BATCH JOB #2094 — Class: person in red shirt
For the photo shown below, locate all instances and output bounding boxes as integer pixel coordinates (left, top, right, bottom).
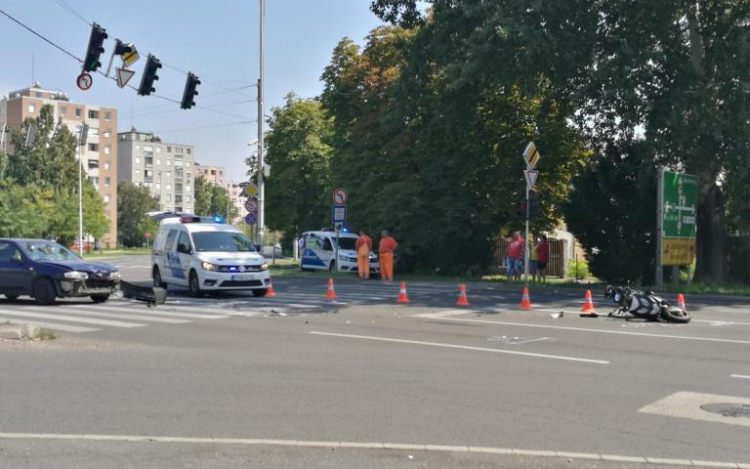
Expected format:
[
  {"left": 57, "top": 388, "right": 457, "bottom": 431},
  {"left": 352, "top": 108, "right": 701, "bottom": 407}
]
[
  {"left": 355, "top": 230, "right": 373, "bottom": 279},
  {"left": 378, "top": 230, "right": 398, "bottom": 281},
  {"left": 506, "top": 231, "right": 525, "bottom": 281},
  {"left": 535, "top": 235, "right": 549, "bottom": 282}
]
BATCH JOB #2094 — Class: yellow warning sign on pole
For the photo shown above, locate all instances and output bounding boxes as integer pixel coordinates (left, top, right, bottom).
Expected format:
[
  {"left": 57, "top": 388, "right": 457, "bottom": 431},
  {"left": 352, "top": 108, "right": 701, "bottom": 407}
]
[{"left": 523, "top": 141, "right": 540, "bottom": 169}]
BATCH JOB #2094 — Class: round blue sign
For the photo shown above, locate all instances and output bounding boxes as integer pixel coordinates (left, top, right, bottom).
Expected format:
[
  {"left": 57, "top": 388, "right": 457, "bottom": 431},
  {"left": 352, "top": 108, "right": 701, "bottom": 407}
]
[{"left": 245, "top": 213, "right": 257, "bottom": 225}]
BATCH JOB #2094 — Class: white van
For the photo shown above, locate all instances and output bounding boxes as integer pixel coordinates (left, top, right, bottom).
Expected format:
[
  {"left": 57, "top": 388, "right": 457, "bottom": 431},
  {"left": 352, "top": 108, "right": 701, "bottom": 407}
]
[
  {"left": 151, "top": 215, "right": 271, "bottom": 297},
  {"left": 300, "top": 230, "right": 379, "bottom": 274}
]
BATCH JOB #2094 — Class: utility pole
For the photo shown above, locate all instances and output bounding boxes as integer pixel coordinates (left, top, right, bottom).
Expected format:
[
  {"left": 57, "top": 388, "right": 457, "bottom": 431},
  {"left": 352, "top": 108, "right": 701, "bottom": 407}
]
[
  {"left": 77, "top": 124, "right": 88, "bottom": 258},
  {"left": 256, "top": 0, "right": 266, "bottom": 248},
  {"left": 524, "top": 183, "right": 530, "bottom": 284}
]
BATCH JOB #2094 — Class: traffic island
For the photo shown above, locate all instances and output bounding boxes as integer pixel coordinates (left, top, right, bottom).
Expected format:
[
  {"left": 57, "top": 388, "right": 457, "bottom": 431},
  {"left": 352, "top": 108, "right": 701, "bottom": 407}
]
[{"left": 0, "top": 323, "right": 57, "bottom": 341}]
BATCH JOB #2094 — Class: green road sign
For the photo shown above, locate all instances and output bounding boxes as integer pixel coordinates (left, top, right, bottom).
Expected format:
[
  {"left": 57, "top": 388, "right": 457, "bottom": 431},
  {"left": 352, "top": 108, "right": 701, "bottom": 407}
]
[{"left": 662, "top": 171, "right": 698, "bottom": 239}]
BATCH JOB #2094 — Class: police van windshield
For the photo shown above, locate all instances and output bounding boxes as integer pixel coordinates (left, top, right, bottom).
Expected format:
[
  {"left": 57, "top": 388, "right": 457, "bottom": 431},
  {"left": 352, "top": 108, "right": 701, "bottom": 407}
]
[
  {"left": 337, "top": 237, "right": 357, "bottom": 250},
  {"left": 192, "top": 232, "right": 257, "bottom": 253}
]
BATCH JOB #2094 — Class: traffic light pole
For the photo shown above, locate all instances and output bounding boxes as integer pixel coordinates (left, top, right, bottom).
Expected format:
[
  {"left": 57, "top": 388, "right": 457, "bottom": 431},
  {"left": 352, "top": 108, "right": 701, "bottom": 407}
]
[
  {"left": 524, "top": 184, "right": 530, "bottom": 284},
  {"left": 77, "top": 126, "right": 85, "bottom": 258},
  {"left": 256, "top": 0, "right": 266, "bottom": 248}
]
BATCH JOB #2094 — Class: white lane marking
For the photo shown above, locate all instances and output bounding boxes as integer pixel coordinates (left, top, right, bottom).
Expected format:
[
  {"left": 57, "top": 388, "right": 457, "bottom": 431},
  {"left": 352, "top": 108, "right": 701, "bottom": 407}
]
[
  {"left": 0, "top": 309, "right": 144, "bottom": 328},
  {"left": 423, "top": 315, "right": 750, "bottom": 346},
  {"left": 731, "top": 374, "right": 750, "bottom": 380},
  {"left": 48, "top": 307, "right": 186, "bottom": 324},
  {"left": 693, "top": 319, "right": 750, "bottom": 327},
  {"left": 0, "top": 432, "right": 745, "bottom": 468},
  {"left": 0, "top": 317, "right": 99, "bottom": 333},
  {"left": 640, "top": 392, "right": 750, "bottom": 428},
  {"left": 309, "top": 331, "right": 609, "bottom": 365},
  {"left": 91, "top": 304, "right": 230, "bottom": 319}
]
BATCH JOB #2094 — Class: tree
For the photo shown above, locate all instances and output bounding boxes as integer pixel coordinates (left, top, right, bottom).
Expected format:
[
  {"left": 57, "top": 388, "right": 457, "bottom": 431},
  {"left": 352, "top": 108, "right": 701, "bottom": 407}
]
[
  {"left": 117, "top": 182, "right": 159, "bottom": 248},
  {"left": 0, "top": 104, "right": 109, "bottom": 245},
  {"left": 370, "top": 0, "right": 750, "bottom": 283},
  {"left": 261, "top": 94, "right": 333, "bottom": 242},
  {"left": 321, "top": 25, "right": 585, "bottom": 274},
  {"left": 193, "top": 176, "right": 240, "bottom": 221}
]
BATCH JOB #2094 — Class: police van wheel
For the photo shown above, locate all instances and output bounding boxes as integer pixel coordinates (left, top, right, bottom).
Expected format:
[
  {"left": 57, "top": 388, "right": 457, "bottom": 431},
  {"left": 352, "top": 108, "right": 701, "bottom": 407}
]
[
  {"left": 153, "top": 267, "right": 166, "bottom": 288},
  {"left": 189, "top": 271, "right": 203, "bottom": 298},
  {"left": 252, "top": 288, "right": 268, "bottom": 297}
]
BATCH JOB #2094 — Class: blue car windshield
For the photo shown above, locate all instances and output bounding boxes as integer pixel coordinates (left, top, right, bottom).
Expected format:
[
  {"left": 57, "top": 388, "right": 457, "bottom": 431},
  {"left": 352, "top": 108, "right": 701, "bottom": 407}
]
[
  {"left": 24, "top": 242, "right": 80, "bottom": 261},
  {"left": 192, "top": 232, "right": 257, "bottom": 252}
]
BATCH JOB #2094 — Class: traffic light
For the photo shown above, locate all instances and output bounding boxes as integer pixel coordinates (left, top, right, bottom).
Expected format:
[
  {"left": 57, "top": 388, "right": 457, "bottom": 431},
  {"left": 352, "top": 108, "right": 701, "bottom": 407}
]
[
  {"left": 83, "top": 23, "right": 108, "bottom": 72},
  {"left": 529, "top": 190, "right": 540, "bottom": 219},
  {"left": 180, "top": 72, "right": 201, "bottom": 109},
  {"left": 138, "top": 55, "right": 162, "bottom": 96},
  {"left": 515, "top": 201, "right": 527, "bottom": 219}
]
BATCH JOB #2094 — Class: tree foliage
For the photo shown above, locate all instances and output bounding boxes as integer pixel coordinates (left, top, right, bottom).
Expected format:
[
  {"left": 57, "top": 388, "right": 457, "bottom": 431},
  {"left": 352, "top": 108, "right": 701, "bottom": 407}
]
[
  {"left": 117, "top": 181, "right": 159, "bottom": 248},
  {"left": 193, "top": 176, "right": 239, "bottom": 221},
  {"left": 264, "top": 94, "right": 333, "bottom": 241},
  {"left": 0, "top": 105, "right": 108, "bottom": 245},
  {"left": 369, "top": 0, "right": 750, "bottom": 283}
]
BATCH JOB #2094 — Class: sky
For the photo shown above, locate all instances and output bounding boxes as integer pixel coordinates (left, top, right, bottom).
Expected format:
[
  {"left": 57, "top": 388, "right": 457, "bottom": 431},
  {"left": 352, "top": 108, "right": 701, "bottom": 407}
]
[{"left": 0, "top": 0, "right": 386, "bottom": 181}]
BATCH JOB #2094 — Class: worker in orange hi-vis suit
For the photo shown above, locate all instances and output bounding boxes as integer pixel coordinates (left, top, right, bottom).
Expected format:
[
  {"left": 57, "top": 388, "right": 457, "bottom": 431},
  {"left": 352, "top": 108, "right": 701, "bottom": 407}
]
[
  {"left": 355, "top": 230, "right": 373, "bottom": 279},
  {"left": 378, "top": 230, "right": 398, "bottom": 282}
]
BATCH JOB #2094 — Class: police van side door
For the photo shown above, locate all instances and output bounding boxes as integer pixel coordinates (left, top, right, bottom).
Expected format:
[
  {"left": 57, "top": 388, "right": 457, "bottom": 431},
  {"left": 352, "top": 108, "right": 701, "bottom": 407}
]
[
  {"left": 161, "top": 229, "right": 181, "bottom": 284},
  {"left": 174, "top": 231, "right": 193, "bottom": 286}
]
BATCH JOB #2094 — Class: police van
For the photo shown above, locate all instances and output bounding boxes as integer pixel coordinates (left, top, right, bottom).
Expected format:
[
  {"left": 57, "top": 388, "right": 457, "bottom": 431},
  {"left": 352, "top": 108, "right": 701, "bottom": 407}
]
[
  {"left": 151, "top": 214, "right": 271, "bottom": 297},
  {"left": 300, "top": 230, "right": 379, "bottom": 274}
]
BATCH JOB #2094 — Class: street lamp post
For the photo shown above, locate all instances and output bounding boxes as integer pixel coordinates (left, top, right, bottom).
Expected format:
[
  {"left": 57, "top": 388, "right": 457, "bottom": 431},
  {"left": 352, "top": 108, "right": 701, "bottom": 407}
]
[{"left": 256, "top": 0, "right": 266, "bottom": 248}]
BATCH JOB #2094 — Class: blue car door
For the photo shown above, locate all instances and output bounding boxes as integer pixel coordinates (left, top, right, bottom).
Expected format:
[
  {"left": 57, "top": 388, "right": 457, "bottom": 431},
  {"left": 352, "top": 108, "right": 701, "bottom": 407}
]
[{"left": 0, "top": 241, "right": 33, "bottom": 294}]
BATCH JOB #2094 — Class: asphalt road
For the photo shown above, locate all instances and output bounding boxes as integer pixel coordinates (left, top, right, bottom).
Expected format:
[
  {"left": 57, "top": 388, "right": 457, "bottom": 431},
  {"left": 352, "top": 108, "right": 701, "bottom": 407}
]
[{"left": 1, "top": 255, "right": 749, "bottom": 468}]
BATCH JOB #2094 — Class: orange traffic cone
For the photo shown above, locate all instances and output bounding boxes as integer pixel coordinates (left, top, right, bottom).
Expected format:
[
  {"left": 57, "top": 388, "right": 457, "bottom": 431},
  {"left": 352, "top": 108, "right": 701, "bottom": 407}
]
[
  {"left": 397, "top": 281, "right": 410, "bottom": 304},
  {"left": 519, "top": 286, "right": 532, "bottom": 311},
  {"left": 580, "top": 290, "right": 598, "bottom": 317},
  {"left": 677, "top": 293, "right": 686, "bottom": 310},
  {"left": 325, "top": 278, "right": 337, "bottom": 300},
  {"left": 456, "top": 284, "right": 470, "bottom": 306},
  {"left": 266, "top": 281, "right": 277, "bottom": 298}
]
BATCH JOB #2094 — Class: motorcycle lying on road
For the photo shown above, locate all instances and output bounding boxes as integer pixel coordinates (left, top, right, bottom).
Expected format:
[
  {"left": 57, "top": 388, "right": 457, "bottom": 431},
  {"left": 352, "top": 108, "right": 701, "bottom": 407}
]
[{"left": 604, "top": 285, "right": 691, "bottom": 324}]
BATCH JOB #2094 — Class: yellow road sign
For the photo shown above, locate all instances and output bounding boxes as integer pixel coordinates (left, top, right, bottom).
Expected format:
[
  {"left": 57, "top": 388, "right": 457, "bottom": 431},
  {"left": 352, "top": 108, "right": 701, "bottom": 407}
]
[
  {"left": 523, "top": 141, "right": 540, "bottom": 169},
  {"left": 244, "top": 183, "right": 259, "bottom": 197},
  {"left": 122, "top": 50, "right": 140, "bottom": 67},
  {"left": 661, "top": 238, "right": 696, "bottom": 266}
]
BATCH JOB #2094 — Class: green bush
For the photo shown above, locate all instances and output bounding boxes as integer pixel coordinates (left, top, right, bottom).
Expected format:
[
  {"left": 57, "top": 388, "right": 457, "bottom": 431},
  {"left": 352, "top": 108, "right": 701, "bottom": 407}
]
[{"left": 567, "top": 258, "right": 590, "bottom": 279}]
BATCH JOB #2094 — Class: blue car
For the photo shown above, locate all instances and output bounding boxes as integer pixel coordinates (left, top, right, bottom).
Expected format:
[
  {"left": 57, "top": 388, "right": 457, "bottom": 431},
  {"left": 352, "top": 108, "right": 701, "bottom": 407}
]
[{"left": 0, "top": 238, "right": 121, "bottom": 305}]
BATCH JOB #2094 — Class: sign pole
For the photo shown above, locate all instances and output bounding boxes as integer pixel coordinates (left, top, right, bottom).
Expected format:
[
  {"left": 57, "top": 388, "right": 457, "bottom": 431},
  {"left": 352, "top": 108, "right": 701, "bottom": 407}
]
[
  {"left": 524, "top": 183, "right": 530, "bottom": 284},
  {"left": 655, "top": 167, "right": 664, "bottom": 288},
  {"left": 77, "top": 126, "right": 85, "bottom": 258}
]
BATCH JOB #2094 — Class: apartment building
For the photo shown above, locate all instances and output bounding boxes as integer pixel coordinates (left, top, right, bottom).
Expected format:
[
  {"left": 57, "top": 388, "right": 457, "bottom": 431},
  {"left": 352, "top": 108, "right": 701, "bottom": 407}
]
[
  {"left": 195, "top": 164, "right": 226, "bottom": 187},
  {"left": 0, "top": 83, "right": 118, "bottom": 247},
  {"left": 117, "top": 129, "right": 195, "bottom": 214}
]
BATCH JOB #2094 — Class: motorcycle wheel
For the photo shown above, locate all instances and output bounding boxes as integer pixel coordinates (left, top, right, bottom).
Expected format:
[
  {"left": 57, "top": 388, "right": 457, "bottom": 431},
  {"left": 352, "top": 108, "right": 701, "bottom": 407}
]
[{"left": 661, "top": 307, "right": 691, "bottom": 324}]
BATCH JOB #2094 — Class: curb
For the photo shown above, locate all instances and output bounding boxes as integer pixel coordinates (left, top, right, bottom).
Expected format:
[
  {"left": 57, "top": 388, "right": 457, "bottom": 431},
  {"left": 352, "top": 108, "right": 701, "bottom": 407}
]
[{"left": 0, "top": 433, "right": 745, "bottom": 468}]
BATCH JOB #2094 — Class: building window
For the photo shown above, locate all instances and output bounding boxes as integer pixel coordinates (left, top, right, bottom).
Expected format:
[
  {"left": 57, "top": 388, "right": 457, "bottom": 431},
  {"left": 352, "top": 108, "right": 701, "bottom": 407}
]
[
  {"left": 210, "top": 170, "right": 216, "bottom": 176},
  {"left": 166, "top": 194, "right": 172, "bottom": 202},
  {"left": 103, "top": 194, "right": 110, "bottom": 203},
  {"left": 104, "top": 177, "right": 111, "bottom": 187},
  {"left": 175, "top": 168, "right": 184, "bottom": 179},
  {"left": 135, "top": 157, "right": 141, "bottom": 164},
  {"left": 156, "top": 147, "right": 162, "bottom": 153},
  {"left": 145, "top": 146, "right": 153, "bottom": 152},
  {"left": 145, "top": 170, "right": 154, "bottom": 181},
  {"left": 186, "top": 172, "right": 192, "bottom": 180},
  {"left": 176, "top": 147, "right": 184, "bottom": 154},
  {"left": 166, "top": 184, "right": 171, "bottom": 190},
  {"left": 75, "top": 108, "right": 81, "bottom": 117},
  {"left": 166, "top": 159, "right": 172, "bottom": 166},
  {"left": 145, "top": 156, "right": 153, "bottom": 166},
  {"left": 185, "top": 161, "right": 191, "bottom": 167},
  {"left": 104, "top": 112, "right": 111, "bottom": 121},
  {"left": 187, "top": 148, "right": 192, "bottom": 155},
  {"left": 90, "top": 128, "right": 99, "bottom": 136},
  {"left": 156, "top": 158, "right": 161, "bottom": 166},
  {"left": 88, "top": 110, "right": 99, "bottom": 119},
  {"left": 60, "top": 107, "right": 67, "bottom": 116},
  {"left": 167, "top": 146, "right": 172, "bottom": 153},
  {"left": 155, "top": 184, "right": 161, "bottom": 190},
  {"left": 186, "top": 184, "right": 191, "bottom": 192},
  {"left": 88, "top": 143, "right": 99, "bottom": 152},
  {"left": 35, "top": 92, "right": 42, "bottom": 98},
  {"left": 135, "top": 169, "right": 141, "bottom": 176},
  {"left": 165, "top": 171, "right": 172, "bottom": 178},
  {"left": 174, "top": 160, "right": 183, "bottom": 167},
  {"left": 104, "top": 161, "right": 111, "bottom": 170},
  {"left": 104, "top": 145, "right": 111, "bottom": 155},
  {"left": 175, "top": 183, "right": 183, "bottom": 192},
  {"left": 135, "top": 145, "right": 141, "bottom": 151},
  {"left": 186, "top": 196, "right": 191, "bottom": 203},
  {"left": 103, "top": 130, "right": 111, "bottom": 138},
  {"left": 89, "top": 176, "right": 99, "bottom": 185},
  {"left": 28, "top": 103, "right": 36, "bottom": 113},
  {"left": 156, "top": 171, "right": 162, "bottom": 179},
  {"left": 88, "top": 159, "right": 99, "bottom": 169}
]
